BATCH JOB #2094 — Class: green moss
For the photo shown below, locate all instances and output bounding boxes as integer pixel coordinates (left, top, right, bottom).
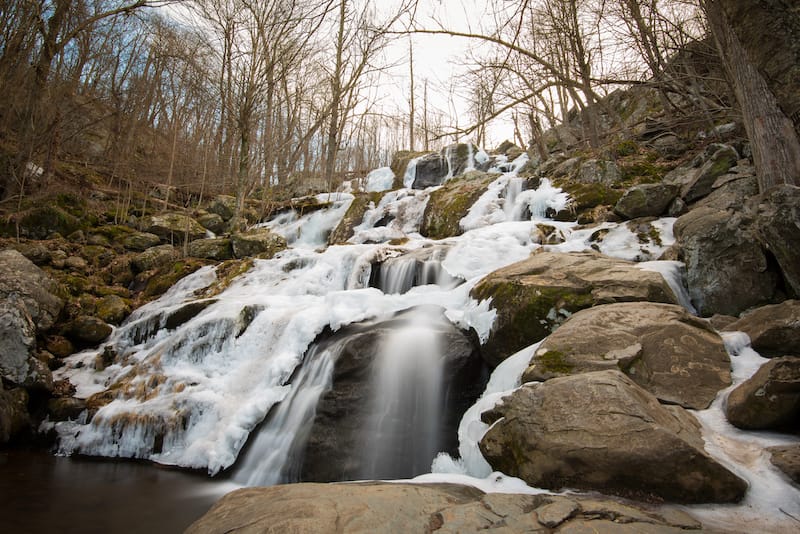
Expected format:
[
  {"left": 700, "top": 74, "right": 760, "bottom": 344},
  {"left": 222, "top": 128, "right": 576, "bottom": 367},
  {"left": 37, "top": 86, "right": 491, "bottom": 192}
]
[
  {"left": 613, "top": 140, "right": 639, "bottom": 158},
  {"left": 559, "top": 182, "right": 624, "bottom": 210},
  {"left": 537, "top": 350, "right": 574, "bottom": 374},
  {"left": 201, "top": 258, "right": 254, "bottom": 298},
  {"left": 420, "top": 174, "right": 496, "bottom": 239},
  {"left": 328, "top": 192, "right": 384, "bottom": 245},
  {"left": 144, "top": 259, "right": 205, "bottom": 298},
  {"left": 618, "top": 161, "right": 667, "bottom": 186}
]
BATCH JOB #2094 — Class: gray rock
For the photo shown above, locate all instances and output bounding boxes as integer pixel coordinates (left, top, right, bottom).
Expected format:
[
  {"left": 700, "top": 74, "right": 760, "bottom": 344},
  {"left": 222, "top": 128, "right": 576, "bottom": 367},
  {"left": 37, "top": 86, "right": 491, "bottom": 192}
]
[
  {"left": 185, "top": 482, "right": 705, "bottom": 534},
  {"left": 752, "top": 185, "right": 800, "bottom": 297},
  {"left": 680, "top": 144, "right": 739, "bottom": 202},
  {"left": 131, "top": 244, "right": 177, "bottom": 273},
  {"left": 96, "top": 295, "right": 130, "bottom": 326},
  {"left": 725, "top": 356, "right": 800, "bottom": 431},
  {"left": 674, "top": 207, "right": 777, "bottom": 316},
  {"left": 471, "top": 251, "right": 678, "bottom": 365},
  {"left": 614, "top": 183, "right": 680, "bottom": 219},
  {"left": 69, "top": 315, "right": 112, "bottom": 345},
  {"left": 767, "top": 444, "right": 800, "bottom": 484},
  {"left": 523, "top": 302, "right": 731, "bottom": 409},
  {"left": 231, "top": 229, "right": 287, "bottom": 258},
  {"left": 411, "top": 151, "right": 449, "bottom": 188},
  {"left": 187, "top": 238, "right": 233, "bottom": 261},
  {"left": 142, "top": 212, "right": 207, "bottom": 244},
  {"left": 0, "top": 296, "right": 37, "bottom": 385},
  {"left": 197, "top": 212, "right": 227, "bottom": 234},
  {"left": 0, "top": 384, "right": 29, "bottom": 443},
  {"left": 208, "top": 195, "right": 237, "bottom": 221},
  {"left": 122, "top": 231, "right": 162, "bottom": 252},
  {"left": 0, "top": 249, "right": 64, "bottom": 331},
  {"left": 695, "top": 174, "right": 759, "bottom": 212},
  {"left": 479, "top": 370, "right": 747, "bottom": 503},
  {"left": 725, "top": 300, "right": 800, "bottom": 356}
]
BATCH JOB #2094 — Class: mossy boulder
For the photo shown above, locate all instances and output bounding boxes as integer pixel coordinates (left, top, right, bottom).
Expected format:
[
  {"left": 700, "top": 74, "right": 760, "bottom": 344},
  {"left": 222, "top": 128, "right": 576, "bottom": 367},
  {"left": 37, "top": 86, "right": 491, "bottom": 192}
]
[
  {"left": 208, "top": 195, "right": 237, "bottom": 221},
  {"left": 471, "top": 251, "right": 678, "bottom": 365},
  {"left": 420, "top": 171, "right": 497, "bottom": 240},
  {"left": 187, "top": 237, "right": 233, "bottom": 261},
  {"left": 143, "top": 259, "right": 207, "bottom": 298},
  {"left": 389, "top": 150, "right": 428, "bottom": 189},
  {"left": 121, "top": 231, "right": 162, "bottom": 252},
  {"left": 328, "top": 192, "right": 384, "bottom": 245},
  {"left": 142, "top": 212, "right": 207, "bottom": 244},
  {"left": 614, "top": 183, "right": 680, "bottom": 219},
  {"left": 96, "top": 294, "right": 130, "bottom": 325},
  {"left": 131, "top": 245, "right": 178, "bottom": 273},
  {"left": 69, "top": 315, "right": 112, "bottom": 345},
  {"left": 196, "top": 212, "right": 227, "bottom": 234},
  {"left": 9, "top": 206, "right": 82, "bottom": 240},
  {"left": 679, "top": 144, "right": 739, "bottom": 202},
  {"left": 231, "top": 229, "right": 287, "bottom": 259},
  {"left": 522, "top": 302, "right": 731, "bottom": 409}
]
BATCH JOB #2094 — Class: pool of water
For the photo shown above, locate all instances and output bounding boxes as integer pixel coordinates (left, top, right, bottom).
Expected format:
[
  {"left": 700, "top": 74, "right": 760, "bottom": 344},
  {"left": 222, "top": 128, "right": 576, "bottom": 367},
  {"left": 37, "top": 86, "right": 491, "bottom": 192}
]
[{"left": 0, "top": 449, "right": 235, "bottom": 534}]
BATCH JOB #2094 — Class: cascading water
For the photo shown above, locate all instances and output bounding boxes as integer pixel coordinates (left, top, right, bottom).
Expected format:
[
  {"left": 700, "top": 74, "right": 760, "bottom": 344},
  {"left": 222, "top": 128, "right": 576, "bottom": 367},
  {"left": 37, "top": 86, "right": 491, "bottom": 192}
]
[
  {"left": 359, "top": 307, "right": 445, "bottom": 479},
  {"left": 502, "top": 177, "right": 526, "bottom": 220}
]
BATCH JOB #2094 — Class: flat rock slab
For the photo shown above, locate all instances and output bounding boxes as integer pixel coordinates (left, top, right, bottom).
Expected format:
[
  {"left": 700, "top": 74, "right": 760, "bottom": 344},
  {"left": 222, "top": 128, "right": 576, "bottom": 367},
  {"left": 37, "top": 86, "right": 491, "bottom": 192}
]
[
  {"left": 522, "top": 302, "right": 731, "bottom": 409},
  {"left": 186, "top": 482, "right": 704, "bottom": 534},
  {"left": 479, "top": 370, "right": 747, "bottom": 503},
  {"left": 471, "top": 251, "right": 678, "bottom": 366}
]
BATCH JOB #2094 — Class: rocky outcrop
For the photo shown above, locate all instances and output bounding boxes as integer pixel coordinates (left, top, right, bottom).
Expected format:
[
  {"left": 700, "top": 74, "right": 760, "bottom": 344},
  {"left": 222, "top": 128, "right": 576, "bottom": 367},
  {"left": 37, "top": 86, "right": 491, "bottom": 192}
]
[
  {"left": 230, "top": 229, "right": 287, "bottom": 258},
  {"left": 522, "top": 303, "right": 731, "bottom": 409},
  {"left": 299, "top": 307, "right": 486, "bottom": 481},
  {"left": 471, "top": 251, "right": 678, "bottom": 365},
  {"left": 479, "top": 370, "right": 748, "bottom": 503},
  {"left": 674, "top": 144, "right": 739, "bottom": 203},
  {"left": 725, "top": 356, "right": 800, "bottom": 431},
  {"left": 674, "top": 206, "right": 777, "bottom": 316},
  {"left": 614, "top": 183, "right": 679, "bottom": 219},
  {"left": 411, "top": 152, "right": 449, "bottom": 188},
  {"left": 0, "top": 249, "right": 63, "bottom": 331},
  {"left": 768, "top": 444, "right": 800, "bottom": 484},
  {"left": 724, "top": 300, "right": 800, "bottom": 356},
  {"left": 186, "top": 482, "right": 703, "bottom": 534},
  {"left": 419, "top": 171, "right": 497, "bottom": 239},
  {"left": 752, "top": 185, "right": 800, "bottom": 297},
  {"left": 142, "top": 212, "right": 207, "bottom": 244}
]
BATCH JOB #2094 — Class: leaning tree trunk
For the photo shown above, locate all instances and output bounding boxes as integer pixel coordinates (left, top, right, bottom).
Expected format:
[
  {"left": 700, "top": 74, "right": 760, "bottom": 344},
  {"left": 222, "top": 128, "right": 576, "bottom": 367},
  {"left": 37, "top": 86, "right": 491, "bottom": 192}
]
[{"left": 704, "top": 0, "right": 800, "bottom": 192}]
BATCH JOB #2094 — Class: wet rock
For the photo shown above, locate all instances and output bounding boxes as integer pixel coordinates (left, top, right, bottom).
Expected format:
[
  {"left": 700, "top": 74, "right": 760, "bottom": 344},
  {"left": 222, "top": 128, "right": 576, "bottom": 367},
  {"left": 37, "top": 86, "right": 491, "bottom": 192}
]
[
  {"left": 45, "top": 335, "right": 75, "bottom": 358},
  {"left": 0, "top": 384, "right": 29, "bottom": 443},
  {"left": 142, "top": 212, "right": 207, "bottom": 244},
  {"left": 329, "top": 192, "right": 384, "bottom": 245},
  {"left": 614, "top": 183, "right": 680, "bottom": 219},
  {"left": 725, "top": 300, "right": 800, "bottom": 356},
  {"left": 479, "top": 370, "right": 747, "bottom": 503},
  {"left": 0, "top": 249, "right": 64, "bottom": 330},
  {"left": 69, "top": 315, "right": 112, "bottom": 345},
  {"left": 186, "top": 482, "right": 704, "bottom": 534},
  {"left": 411, "top": 151, "right": 449, "bottom": 188},
  {"left": 523, "top": 302, "right": 731, "bottom": 409},
  {"left": 420, "top": 171, "right": 497, "bottom": 239},
  {"left": 187, "top": 238, "right": 233, "bottom": 261},
  {"left": 767, "top": 444, "right": 800, "bottom": 484},
  {"left": 231, "top": 229, "right": 287, "bottom": 258},
  {"left": 725, "top": 356, "right": 800, "bottom": 431},
  {"left": 47, "top": 397, "right": 87, "bottom": 422},
  {"left": 674, "top": 207, "right": 777, "bottom": 316},
  {"left": 471, "top": 251, "right": 678, "bottom": 366}
]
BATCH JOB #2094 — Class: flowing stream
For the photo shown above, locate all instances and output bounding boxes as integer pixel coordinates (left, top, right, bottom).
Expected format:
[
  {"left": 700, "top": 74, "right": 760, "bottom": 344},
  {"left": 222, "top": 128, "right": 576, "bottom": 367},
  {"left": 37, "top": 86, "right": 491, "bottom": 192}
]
[{"left": 42, "top": 153, "right": 800, "bottom": 532}]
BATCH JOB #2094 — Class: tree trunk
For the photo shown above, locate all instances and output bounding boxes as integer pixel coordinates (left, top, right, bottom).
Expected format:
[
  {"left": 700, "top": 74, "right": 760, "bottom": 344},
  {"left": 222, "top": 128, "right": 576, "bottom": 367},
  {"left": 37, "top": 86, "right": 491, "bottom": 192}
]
[{"left": 705, "top": 0, "right": 800, "bottom": 191}]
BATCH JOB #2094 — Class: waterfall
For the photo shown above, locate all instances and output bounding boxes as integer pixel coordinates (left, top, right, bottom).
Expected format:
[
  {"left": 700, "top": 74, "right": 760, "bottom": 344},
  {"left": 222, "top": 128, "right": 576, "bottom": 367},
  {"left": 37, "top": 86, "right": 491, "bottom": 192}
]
[
  {"left": 359, "top": 308, "right": 445, "bottom": 479},
  {"left": 378, "top": 257, "right": 417, "bottom": 294},
  {"left": 502, "top": 177, "right": 526, "bottom": 220}
]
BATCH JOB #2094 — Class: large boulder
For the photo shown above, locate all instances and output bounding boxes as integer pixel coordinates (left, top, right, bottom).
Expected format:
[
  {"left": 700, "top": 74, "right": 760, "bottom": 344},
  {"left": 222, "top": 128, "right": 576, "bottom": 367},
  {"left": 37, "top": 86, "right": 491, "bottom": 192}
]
[
  {"left": 208, "top": 195, "right": 237, "bottom": 221},
  {"left": 231, "top": 229, "right": 287, "bottom": 258},
  {"left": 121, "top": 231, "right": 162, "bottom": 252},
  {"left": 725, "top": 356, "right": 800, "bottom": 431},
  {"left": 767, "top": 444, "right": 800, "bottom": 485},
  {"left": 410, "top": 152, "right": 449, "bottom": 188},
  {"left": 95, "top": 295, "right": 130, "bottom": 326},
  {"left": 0, "top": 296, "right": 37, "bottom": 385},
  {"left": 299, "top": 307, "right": 486, "bottom": 482},
  {"left": 69, "top": 315, "right": 113, "bottom": 345},
  {"left": 614, "top": 183, "right": 680, "bottom": 219},
  {"left": 328, "top": 192, "right": 383, "bottom": 245},
  {"left": 196, "top": 212, "right": 227, "bottom": 235},
  {"left": 0, "top": 248, "right": 63, "bottom": 331},
  {"left": 674, "top": 207, "right": 777, "bottom": 316},
  {"left": 479, "top": 370, "right": 748, "bottom": 503},
  {"left": 522, "top": 303, "right": 731, "bottom": 409},
  {"left": 724, "top": 300, "right": 800, "bottom": 356},
  {"left": 10, "top": 206, "right": 81, "bottom": 239},
  {"left": 187, "top": 238, "right": 233, "bottom": 261},
  {"left": 130, "top": 244, "right": 178, "bottom": 273},
  {"left": 752, "top": 185, "right": 800, "bottom": 297},
  {"left": 471, "top": 251, "right": 678, "bottom": 366},
  {"left": 419, "top": 171, "right": 497, "bottom": 239},
  {"left": 142, "top": 212, "right": 207, "bottom": 244},
  {"left": 668, "top": 144, "right": 738, "bottom": 203},
  {"left": 186, "top": 482, "right": 703, "bottom": 534}
]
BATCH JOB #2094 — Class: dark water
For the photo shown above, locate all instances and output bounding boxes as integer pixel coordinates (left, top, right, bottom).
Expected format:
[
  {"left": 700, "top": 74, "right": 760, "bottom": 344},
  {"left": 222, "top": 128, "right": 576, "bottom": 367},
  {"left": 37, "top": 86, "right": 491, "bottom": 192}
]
[{"left": 0, "top": 450, "right": 236, "bottom": 534}]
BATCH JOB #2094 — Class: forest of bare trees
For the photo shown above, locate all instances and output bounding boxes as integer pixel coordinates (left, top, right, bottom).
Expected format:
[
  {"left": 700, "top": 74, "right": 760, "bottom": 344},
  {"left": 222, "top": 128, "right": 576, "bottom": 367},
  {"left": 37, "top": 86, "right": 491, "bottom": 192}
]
[{"left": 0, "top": 0, "right": 796, "bottom": 214}]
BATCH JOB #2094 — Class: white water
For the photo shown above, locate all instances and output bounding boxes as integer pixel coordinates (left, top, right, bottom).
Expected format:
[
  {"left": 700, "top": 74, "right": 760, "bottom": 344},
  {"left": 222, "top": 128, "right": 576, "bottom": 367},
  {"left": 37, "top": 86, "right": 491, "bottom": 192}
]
[{"left": 48, "top": 144, "right": 798, "bottom": 531}]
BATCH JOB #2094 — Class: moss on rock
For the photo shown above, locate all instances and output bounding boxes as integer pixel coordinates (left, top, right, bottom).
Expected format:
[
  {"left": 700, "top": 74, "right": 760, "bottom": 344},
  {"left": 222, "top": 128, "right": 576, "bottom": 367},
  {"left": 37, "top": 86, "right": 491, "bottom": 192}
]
[{"left": 420, "top": 172, "right": 497, "bottom": 240}]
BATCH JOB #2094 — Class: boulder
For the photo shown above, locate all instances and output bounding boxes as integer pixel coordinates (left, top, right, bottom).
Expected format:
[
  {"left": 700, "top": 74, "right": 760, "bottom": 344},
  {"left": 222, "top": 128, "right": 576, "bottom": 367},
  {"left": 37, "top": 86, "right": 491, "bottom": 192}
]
[
  {"left": 767, "top": 444, "right": 800, "bottom": 484},
  {"left": 523, "top": 303, "right": 731, "bottom": 409},
  {"left": 328, "top": 192, "right": 383, "bottom": 245},
  {"left": 479, "top": 370, "right": 748, "bottom": 503},
  {"left": 12, "top": 206, "right": 81, "bottom": 239},
  {"left": 46, "top": 397, "right": 87, "bottom": 422},
  {"left": 389, "top": 150, "right": 428, "bottom": 189},
  {"left": 96, "top": 295, "right": 130, "bottom": 325},
  {"left": 471, "top": 251, "right": 678, "bottom": 366},
  {"left": 196, "top": 212, "right": 227, "bottom": 235},
  {"left": 0, "top": 384, "right": 29, "bottom": 443},
  {"left": 69, "top": 315, "right": 112, "bottom": 345},
  {"left": 121, "top": 231, "right": 162, "bottom": 252},
  {"left": 725, "top": 356, "right": 800, "bottom": 431},
  {"left": 419, "top": 171, "right": 497, "bottom": 239},
  {"left": 695, "top": 174, "right": 759, "bottom": 212},
  {"left": 299, "top": 307, "right": 486, "bottom": 482},
  {"left": 142, "top": 212, "right": 207, "bottom": 244},
  {"left": 186, "top": 482, "right": 703, "bottom": 534},
  {"left": 752, "top": 185, "right": 800, "bottom": 297},
  {"left": 11, "top": 242, "right": 51, "bottom": 265},
  {"left": 131, "top": 244, "right": 178, "bottom": 273},
  {"left": 677, "top": 144, "right": 739, "bottom": 202},
  {"left": 614, "top": 183, "right": 680, "bottom": 219},
  {"left": 0, "top": 296, "right": 37, "bottom": 385},
  {"left": 231, "top": 229, "right": 287, "bottom": 258},
  {"left": 411, "top": 152, "right": 449, "bottom": 188},
  {"left": 674, "top": 207, "right": 777, "bottom": 316},
  {"left": 208, "top": 195, "right": 237, "bottom": 221},
  {"left": 724, "top": 300, "right": 800, "bottom": 356},
  {"left": 0, "top": 248, "right": 64, "bottom": 330},
  {"left": 187, "top": 238, "right": 233, "bottom": 261},
  {"left": 441, "top": 142, "right": 491, "bottom": 177}
]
